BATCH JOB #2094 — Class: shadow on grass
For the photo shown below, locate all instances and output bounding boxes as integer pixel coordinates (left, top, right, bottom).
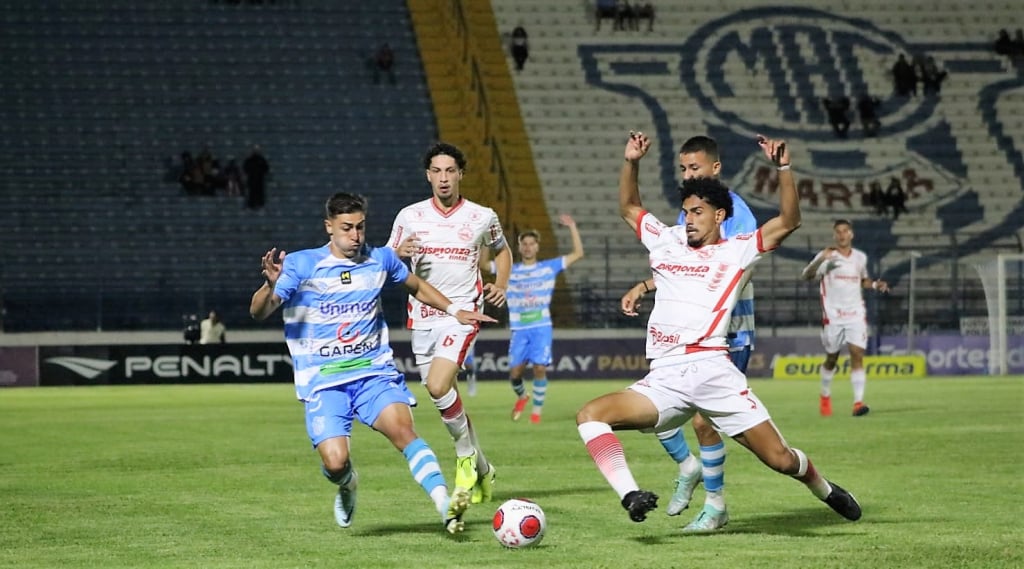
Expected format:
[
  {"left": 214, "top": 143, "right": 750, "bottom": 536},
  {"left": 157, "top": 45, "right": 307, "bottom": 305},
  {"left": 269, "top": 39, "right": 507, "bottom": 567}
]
[{"left": 631, "top": 506, "right": 875, "bottom": 543}]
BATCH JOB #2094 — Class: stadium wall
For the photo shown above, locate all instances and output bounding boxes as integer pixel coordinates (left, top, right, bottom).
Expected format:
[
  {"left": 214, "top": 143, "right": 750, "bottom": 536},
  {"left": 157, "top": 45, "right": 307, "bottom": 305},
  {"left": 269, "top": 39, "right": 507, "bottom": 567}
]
[{"left": 1, "top": 330, "right": 1019, "bottom": 387}]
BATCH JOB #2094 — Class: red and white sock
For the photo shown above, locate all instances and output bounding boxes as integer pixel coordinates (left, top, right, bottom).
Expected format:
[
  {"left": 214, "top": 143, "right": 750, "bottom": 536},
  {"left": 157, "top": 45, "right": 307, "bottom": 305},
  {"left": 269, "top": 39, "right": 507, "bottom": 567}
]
[{"left": 578, "top": 421, "right": 639, "bottom": 499}]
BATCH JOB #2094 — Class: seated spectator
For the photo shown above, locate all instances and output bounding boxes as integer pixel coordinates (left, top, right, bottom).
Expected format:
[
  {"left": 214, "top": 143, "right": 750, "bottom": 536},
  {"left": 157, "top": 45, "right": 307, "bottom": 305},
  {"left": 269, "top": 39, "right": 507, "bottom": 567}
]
[
  {"left": 822, "top": 96, "right": 851, "bottom": 139},
  {"left": 885, "top": 176, "right": 909, "bottom": 220},
  {"left": 510, "top": 25, "right": 529, "bottom": 72},
  {"left": 919, "top": 56, "right": 947, "bottom": 96},
  {"left": 891, "top": 53, "right": 917, "bottom": 97},
  {"left": 857, "top": 93, "right": 881, "bottom": 137},
  {"left": 178, "top": 151, "right": 205, "bottom": 196},
  {"left": 372, "top": 42, "right": 395, "bottom": 85},
  {"left": 634, "top": 2, "right": 654, "bottom": 32},
  {"left": 1013, "top": 29, "right": 1024, "bottom": 59}
]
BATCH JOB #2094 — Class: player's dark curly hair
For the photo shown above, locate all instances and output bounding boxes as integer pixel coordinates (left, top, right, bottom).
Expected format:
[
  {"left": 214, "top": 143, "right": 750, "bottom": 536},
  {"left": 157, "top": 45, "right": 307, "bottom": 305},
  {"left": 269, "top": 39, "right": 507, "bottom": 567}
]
[
  {"left": 678, "top": 177, "right": 733, "bottom": 220},
  {"left": 422, "top": 142, "right": 467, "bottom": 171},
  {"left": 325, "top": 192, "right": 367, "bottom": 218}
]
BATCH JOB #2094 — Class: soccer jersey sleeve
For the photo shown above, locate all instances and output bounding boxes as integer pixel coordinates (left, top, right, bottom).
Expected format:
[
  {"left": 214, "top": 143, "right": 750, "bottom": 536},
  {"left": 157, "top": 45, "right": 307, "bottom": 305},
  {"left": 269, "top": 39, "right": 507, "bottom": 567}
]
[
  {"left": 273, "top": 253, "right": 303, "bottom": 303},
  {"left": 636, "top": 210, "right": 668, "bottom": 249},
  {"left": 483, "top": 208, "right": 507, "bottom": 251},
  {"left": 378, "top": 246, "right": 411, "bottom": 287},
  {"left": 387, "top": 208, "right": 410, "bottom": 249}
]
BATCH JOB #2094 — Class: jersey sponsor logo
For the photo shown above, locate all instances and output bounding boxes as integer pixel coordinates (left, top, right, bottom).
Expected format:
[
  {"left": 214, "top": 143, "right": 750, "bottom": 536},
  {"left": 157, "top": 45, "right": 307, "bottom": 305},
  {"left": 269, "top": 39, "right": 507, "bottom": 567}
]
[
  {"left": 420, "top": 246, "right": 473, "bottom": 256},
  {"left": 654, "top": 263, "right": 710, "bottom": 275},
  {"left": 318, "top": 336, "right": 380, "bottom": 358},
  {"left": 644, "top": 222, "right": 661, "bottom": 236},
  {"left": 648, "top": 326, "right": 681, "bottom": 345},
  {"left": 578, "top": 7, "right": 1023, "bottom": 273},
  {"left": 319, "top": 300, "right": 377, "bottom": 317}
]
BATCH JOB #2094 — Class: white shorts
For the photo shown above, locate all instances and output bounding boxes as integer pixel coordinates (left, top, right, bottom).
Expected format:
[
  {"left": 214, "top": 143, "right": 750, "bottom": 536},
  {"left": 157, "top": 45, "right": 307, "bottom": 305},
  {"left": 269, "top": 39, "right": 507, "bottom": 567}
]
[
  {"left": 628, "top": 352, "right": 772, "bottom": 437},
  {"left": 411, "top": 321, "right": 478, "bottom": 368},
  {"left": 821, "top": 320, "right": 868, "bottom": 353}
]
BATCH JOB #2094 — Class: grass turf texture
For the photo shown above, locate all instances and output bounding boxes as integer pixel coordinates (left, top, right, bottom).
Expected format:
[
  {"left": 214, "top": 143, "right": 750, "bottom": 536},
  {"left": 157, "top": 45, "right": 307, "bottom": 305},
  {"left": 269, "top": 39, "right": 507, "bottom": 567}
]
[{"left": 1, "top": 377, "right": 1020, "bottom": 569}]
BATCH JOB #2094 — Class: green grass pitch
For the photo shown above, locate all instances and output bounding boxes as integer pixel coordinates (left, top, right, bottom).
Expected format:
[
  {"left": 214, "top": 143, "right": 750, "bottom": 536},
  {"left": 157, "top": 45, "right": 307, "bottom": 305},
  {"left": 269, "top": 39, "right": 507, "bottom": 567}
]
[{"left": 1, "top": 376, "right": 1021, "bottom": 568}]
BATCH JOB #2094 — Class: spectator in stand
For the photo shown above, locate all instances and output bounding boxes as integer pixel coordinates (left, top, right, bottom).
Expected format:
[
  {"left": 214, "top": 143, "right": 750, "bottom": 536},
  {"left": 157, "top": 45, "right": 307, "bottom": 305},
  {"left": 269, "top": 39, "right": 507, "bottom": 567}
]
[
  {"left": 822, "top": 96, "right": 851, "bottom": 139},
  {"left": 243, "top": 144, "right": 270, "bottom": 210},
  {"left": 224, "top": 158, "right": 243, "bottom": 197},
  {"left": 857, "top": 93, "right": 881, "bottom": 138},
  {"left": 891, "top": 54, "right": 917, "bottom": 97},
  {"left": 994, "top": 29, "right": 1014, "bottom": 57},
  {"left": 200, "top": 310, "right": 227, "bottom": 344},
  {"left": 635, "top": 2, "right": 654, "bottom": 32},
  {"left": 372, "top": 42, "right": 396, "bottom": 85},
  {"left": 885, "top": 176, "right": 909, "bottom": 220},
  {"left": 616, "top": 0, "right": 637, "bottom": 31},
  {"left": 920, "top": 56, "right": 948, "bottom": 96},
  {"left": 594, "top": 0, "right": 617, "bottom": 31},
  {"left": 868, "top": 181, "right": 887, "bottom": 217},
  {"left": 510, "top": 25, "right": 529, "bottom": 72},
  {"left": 1013, "top": 29, "right": 1024, "bottom": 59}
]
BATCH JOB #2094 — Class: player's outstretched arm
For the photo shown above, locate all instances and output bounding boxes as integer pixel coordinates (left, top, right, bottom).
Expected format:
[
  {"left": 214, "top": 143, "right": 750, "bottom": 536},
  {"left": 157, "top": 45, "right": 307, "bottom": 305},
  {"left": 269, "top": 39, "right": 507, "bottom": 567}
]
[
  {"left": 800, "top": 248, "right": 835, "bottom": 281},
  {"left": 560, "top": 214, "right": 585, "bottom": 268},
  {"left": 862, "top": 277, "right": 890, "bottom": 293},
  {"left": 403, "top": 273, "right": 497, "bottom": 325},
  {"left": 620, "top": 131, "right": 652, "bottom": 233},
  {"left": 754, "top": 135, "right": 801, "bottom": 250},
  {"left": 250, "top": 248, "right": 285, "bottom": 320}
]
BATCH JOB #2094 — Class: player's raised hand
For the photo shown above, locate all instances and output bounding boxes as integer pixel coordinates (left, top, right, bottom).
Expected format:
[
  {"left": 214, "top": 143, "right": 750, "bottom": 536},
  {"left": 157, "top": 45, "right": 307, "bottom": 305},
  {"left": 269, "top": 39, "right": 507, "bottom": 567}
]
[
  {"left": 559, "top": 213, "right": 576, "bottom": 227},
  {"left": 395, "top": 234, "right": 421, "bottom": 258},
  {"left": 261, "top": 248, "right": 286, "bottom": 286},
  {"left": 625, "top": 130, "right": 652, "bottom": 162},
  {"left": 756, "top": 134, "right": 790, "bottom": 167},
  {"left": 483, "top": 283, "right": 507, "bottom": 307}
]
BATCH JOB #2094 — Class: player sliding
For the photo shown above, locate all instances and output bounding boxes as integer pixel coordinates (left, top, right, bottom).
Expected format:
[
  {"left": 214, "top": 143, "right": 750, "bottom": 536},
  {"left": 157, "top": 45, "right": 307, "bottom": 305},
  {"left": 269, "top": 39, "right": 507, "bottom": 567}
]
[{"left": 576, "top": 131, "right": 863, "bottom": 527}]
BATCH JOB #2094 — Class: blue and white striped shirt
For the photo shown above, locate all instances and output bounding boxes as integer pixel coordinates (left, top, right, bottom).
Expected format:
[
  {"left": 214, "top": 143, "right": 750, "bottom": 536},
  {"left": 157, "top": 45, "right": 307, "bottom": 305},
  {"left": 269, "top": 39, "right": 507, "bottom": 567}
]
[{"left": 273, "top": 244, "right": 408, "bottom": 401}]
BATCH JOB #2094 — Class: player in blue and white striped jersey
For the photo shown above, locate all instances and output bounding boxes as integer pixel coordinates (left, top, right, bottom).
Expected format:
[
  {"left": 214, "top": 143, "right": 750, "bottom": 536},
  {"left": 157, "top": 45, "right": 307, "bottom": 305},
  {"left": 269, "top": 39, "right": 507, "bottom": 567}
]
[
  {"left": 496, "top": 214, "right": 584, "bottom": 424},
  {"left": 250, "top": 192, "right": 495, "bottom": 535}
]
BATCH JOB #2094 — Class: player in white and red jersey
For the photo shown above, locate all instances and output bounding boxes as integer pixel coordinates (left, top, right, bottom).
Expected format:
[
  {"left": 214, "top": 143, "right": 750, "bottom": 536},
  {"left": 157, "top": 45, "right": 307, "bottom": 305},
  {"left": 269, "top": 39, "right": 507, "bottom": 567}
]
[
  {"left": 801, "top": 219, "right": 890, "bottom": 417},
  {"left": 577, "top": 131, "right": 862, "bottom": 529},
  {"left": 388, "top": 142, "right": 512, "bottom": 511}
]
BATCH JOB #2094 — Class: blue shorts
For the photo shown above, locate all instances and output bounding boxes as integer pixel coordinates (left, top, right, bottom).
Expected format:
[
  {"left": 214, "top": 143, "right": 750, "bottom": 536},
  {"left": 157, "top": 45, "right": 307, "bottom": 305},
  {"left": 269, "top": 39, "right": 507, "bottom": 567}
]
[
  {"left": 304, "top": 374, "right": 416, "bottom": 447},
  {"left": 509, "top": 326, "right": 553, "bottom": 367}
]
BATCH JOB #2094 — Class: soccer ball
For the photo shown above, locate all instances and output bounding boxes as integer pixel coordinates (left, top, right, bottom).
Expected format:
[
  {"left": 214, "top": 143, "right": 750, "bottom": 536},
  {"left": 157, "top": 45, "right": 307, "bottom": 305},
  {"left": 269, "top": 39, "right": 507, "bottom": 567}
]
[{"left": 492, "top": 498, "right": 546, "bottom": 548}]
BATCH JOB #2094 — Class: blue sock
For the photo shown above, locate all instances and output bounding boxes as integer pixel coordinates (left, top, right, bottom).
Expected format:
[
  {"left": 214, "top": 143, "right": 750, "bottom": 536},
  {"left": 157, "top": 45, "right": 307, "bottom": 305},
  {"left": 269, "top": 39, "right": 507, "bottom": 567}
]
[
  {"left": 657, "top": 428, "right": 692, "bottom": 463},
  {"left": 700, "top": 442, "right": 726, "bottom": 494},
  {"left": 531, "top": 377, "right": 548, "bottom": 414},
  {"left": 403, "top": 437, "right": 446, "bottom": 497}
]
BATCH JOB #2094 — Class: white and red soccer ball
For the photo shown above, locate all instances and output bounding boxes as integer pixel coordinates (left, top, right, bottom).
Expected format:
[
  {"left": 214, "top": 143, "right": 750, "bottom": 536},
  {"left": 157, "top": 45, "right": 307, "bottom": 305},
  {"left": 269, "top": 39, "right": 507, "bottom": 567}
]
[{"left": 492, "top": 498, "right": 546, "bottom": 548}]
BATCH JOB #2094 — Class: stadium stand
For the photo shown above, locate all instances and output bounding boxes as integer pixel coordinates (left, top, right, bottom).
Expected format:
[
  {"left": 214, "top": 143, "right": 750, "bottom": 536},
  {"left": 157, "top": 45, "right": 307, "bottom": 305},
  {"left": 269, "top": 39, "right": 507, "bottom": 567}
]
[{"left": 0, "top": 0, "right": 437, "bottom": 331}]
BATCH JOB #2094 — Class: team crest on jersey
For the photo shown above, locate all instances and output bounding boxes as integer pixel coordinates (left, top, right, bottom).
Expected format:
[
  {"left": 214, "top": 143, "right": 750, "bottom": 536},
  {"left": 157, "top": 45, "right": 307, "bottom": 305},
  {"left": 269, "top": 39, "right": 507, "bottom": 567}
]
[
  {"left": 339, "top": 271, "right": 352, "bottom": 285},
  {"left": 458, "top": 226, "right": 474, "bottom": 242},
  {"left": 578, "top": 7, "right": 1024, "bottom": 275}
]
